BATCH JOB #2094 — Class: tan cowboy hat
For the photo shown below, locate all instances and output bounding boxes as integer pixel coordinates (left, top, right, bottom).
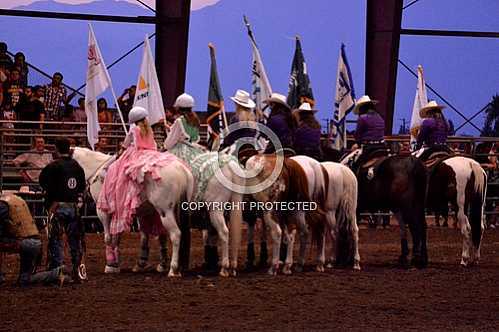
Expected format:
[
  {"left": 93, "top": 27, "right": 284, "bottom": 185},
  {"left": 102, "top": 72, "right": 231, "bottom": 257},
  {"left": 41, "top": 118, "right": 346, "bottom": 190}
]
[
  {"left": 419, "top": 100, "right": 445, "bottom": 118},
  {"left": 353, "top": 95, "right": 378, "bottom": 114},
  {"left": 264, "top": 93, "right": 290, "bottom": 109},
  {"left": 230, "top": 89, "right": 256, "bottom": 109}
]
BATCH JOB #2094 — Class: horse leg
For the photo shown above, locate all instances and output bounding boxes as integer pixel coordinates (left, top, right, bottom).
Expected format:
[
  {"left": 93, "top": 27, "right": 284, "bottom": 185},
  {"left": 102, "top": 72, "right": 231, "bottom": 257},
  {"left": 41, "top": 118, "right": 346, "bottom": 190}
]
[
  {"left": 325, "top": 211, "right": 337, "bottom": 268},
  {"left": 263, "top": 211, "right": 281, "bottom": 276},
  {"left": 457, "top": 209, "right": 472, "bottom": 267},
  {"left": 295, "top": 213, "right": 309, "bottom": 273},
  {"left": 258, "top": 218, "right": 269, "bottom": 268},
  {"left": 209, "top": 210, "right": 230, "bottom": 277},
  {"left": 396, "top": 212, "right": 409, "bottom": 269},
  {"left": 245, "top": 222, "right": 256, "bottom": 271},
  {"left": 157, "top": 233, "right": 169, "bottom": 273},
  {"left": 159, "top": 209, "right": 181, "bottom": 277},
  {"left": 351, "top": 213, "right": 361, "bottom": 270},
  {"left": 407, "top": 210, "right": 426, "bottom": 269},
  {"left": 283, "top": 226, "right": 297, "bottom": 275},
  {"left": 132, "top": 231, "right": 149, "bottom": 272}
]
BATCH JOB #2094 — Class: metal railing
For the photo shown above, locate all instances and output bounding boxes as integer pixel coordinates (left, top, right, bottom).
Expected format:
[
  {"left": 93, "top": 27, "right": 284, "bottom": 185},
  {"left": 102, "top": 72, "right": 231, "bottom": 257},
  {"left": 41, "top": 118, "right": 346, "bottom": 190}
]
[{"left": 2, "top": 120, "right": 499, "bottom": 226}]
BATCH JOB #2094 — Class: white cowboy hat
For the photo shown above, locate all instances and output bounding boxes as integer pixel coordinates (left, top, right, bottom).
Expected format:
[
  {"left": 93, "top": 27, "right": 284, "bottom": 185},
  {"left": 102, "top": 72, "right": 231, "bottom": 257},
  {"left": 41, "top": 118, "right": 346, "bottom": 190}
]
[
  {"left": 353, "top": 95, "right": 378, "bottom": 114},
  {"left": 128, "top": 106, "right": 149, "bottom": 124},
  {"left": 230, "top": 89, "right": 256, "bottom": 109},
  {"left": 264, "top": 93, "right": 290, "bottom": 109},
  {"left": 174, "top": 93, "right": 195, "bottom": 108},
  {"left": 296, "top": 102, "right": 318, "bottom": 113},
  {"left": 419, "top": 100, "right": 445, "bottom": 118}
]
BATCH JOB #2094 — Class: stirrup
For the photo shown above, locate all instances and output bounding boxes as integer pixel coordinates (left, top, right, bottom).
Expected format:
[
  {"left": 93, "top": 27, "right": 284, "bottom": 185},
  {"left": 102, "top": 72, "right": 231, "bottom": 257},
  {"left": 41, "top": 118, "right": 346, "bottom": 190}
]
[{"left": 78, "top": 264, "right": 88, "bottom": 280}]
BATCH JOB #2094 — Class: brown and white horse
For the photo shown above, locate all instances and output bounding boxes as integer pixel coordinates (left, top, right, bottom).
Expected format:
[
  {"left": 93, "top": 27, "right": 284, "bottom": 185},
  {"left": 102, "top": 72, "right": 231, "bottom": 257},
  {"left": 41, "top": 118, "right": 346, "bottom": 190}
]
[
  {"left": 427, "top": 156, "right": 487, "bottom": 266},
  {"left": 246, "top": 154, "right": 359, "bottom": 274}
]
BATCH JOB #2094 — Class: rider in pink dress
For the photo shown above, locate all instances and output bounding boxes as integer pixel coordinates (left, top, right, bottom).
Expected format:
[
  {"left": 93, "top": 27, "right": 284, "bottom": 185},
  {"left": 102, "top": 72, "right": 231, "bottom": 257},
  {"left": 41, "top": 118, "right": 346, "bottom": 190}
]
[{"left": 97, "top": 106, "right": 176, "bottom": 269}]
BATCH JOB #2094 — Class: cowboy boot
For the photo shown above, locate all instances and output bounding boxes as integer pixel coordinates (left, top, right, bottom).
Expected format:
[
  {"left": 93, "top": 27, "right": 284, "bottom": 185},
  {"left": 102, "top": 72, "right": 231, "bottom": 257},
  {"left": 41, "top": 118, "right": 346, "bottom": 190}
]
[
  {"left": 245, "top": 243, "right": 255, "bottom": 271},
  {"left": 258, "top": 241, "right": 269, "bottom": 268}
]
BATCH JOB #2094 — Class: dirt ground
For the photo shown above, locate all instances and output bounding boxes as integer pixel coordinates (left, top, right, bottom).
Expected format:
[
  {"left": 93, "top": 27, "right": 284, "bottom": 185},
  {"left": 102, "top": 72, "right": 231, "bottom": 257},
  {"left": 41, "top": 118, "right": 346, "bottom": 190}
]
[{"left": 1, "top": 225, "right": 499, "bottom": 331}]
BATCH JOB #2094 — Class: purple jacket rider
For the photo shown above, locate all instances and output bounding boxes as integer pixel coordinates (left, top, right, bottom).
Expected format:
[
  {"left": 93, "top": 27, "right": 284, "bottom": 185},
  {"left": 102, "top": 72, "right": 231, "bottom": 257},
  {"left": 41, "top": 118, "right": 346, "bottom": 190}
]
[
  {"left": 417, "top": 118, "right": 448, "bottom": 148},
  {"left": 294, "top": 125, "right": 321, "bottom": 156},
  {"left": 354, "top": 111, "right": 385, "bottom": 144},
  {"left": 266, "top": 113, "right": 294, "bottom": 149}
]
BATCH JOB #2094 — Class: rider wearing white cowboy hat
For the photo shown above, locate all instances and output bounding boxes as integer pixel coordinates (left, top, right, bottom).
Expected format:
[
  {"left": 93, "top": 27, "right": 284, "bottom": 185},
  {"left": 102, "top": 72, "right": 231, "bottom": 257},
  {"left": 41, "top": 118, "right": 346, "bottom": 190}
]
[
  {"left": 263, "top": 93, "right": 295, "bottom": 155},
  {"left": 222, "top": 89, "right": 258, "bottom": 154},
  {"left": 415, "top": 100, "right": 451, "bottom": 161},
  {"left": 293, "top": 102, "right": 322, "bottom": 160}
]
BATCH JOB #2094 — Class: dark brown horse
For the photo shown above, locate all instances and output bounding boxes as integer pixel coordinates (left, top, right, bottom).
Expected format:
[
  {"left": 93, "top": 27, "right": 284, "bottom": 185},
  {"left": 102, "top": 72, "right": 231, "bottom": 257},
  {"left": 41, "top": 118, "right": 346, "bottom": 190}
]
[{"left": 342, "top": 150, "right": 428, "bottom": 268}]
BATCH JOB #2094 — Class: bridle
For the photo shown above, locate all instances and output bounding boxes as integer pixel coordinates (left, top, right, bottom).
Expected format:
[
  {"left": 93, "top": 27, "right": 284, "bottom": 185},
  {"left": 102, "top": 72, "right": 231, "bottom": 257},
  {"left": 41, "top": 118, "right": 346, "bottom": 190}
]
[{"left": 85, "top": 155, "right": 115, "bottom": 188}]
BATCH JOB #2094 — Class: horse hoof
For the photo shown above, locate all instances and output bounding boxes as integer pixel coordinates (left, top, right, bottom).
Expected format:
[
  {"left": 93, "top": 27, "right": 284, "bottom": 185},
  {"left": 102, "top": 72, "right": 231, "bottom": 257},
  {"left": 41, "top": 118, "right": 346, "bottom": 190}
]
[
  {"left": 283, "top": 264, "right": 293, "bottom": 275},
  {"left": 230, "top": 269, "right": 237, "bottom": 277},
  {"left": 267, "top": 265, "right": 278, "bottom": 276},
  {"left": 132, "top": 263, "right": 146, "bottom": 273},
  {"left": 398, "top": 257, "right": 409, "bottom": 270},
  {"left": 219, "top": 269, "right": 230, "bottom": 277},
  {"left": 168, "top": 271, "right": 181, "bottom": 278},
  {"left": 156, "top": 264, "right": 167, "bottom": 273},
  {"left": 460, "top": 259, "right": 468, "bottom": 267},
  {"left": 104, "top": 265, "right": 120, "bottom": 274},
  {"left": 104, "top": 234, "right": 111, "bottom": 245},
  {"left": 315, "top": 265, "right": 325, "bottom": 273},
  {"left": 294, "top": 264, "right": 304, "bottom": 273},
  {"left": 353, "top": 263, "right": 361, "bottom": 271}
]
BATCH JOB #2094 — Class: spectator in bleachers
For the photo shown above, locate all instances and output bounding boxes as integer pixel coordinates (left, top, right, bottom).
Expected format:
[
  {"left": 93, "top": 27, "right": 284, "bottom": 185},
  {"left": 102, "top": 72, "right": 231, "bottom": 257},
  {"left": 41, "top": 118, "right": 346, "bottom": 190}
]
[
  {"left": 0, "top": 42, "right": 13, "bottom": 83},
  {"left": 1, "top": 101, "right": 15, "bottom": 129},
  {"left": 97, "top": 97, "right": 113, "bottom": 129},
  {"left": 44, "top": 72, "right": 67, "bottom": 121},
  {"left": 13, "top": 52, "right": 29, "bottom": 87},
  {"left": 12, "top": 136, "right": 53, "bottom": 189},
  {"left": 117, "top": 85, "right": 136, "bottom": 124},
  {"left": 74, "top": 97, "right": 87, "bottom": 123},
  {"left": 3, "top": 67, "right": 24, "bottom": 108},
  {"left": 14, "top": 85, "right": 45, "bottom": 131}
]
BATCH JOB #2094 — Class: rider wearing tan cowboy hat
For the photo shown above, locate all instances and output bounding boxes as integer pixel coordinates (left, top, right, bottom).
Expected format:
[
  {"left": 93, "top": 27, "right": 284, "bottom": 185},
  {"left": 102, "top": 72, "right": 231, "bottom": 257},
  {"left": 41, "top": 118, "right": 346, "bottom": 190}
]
[
  {"left": 416, "top": 100, "right": 451, "bottom": 161},
  {"left": 264, "top": 93, "right": 295, "bottom": 155},
  {"left": 293, "top": 102, "right": 322, "bottom": 160},
  {"left": 351, "top": 95, "right": 386, "bottom": 170}
]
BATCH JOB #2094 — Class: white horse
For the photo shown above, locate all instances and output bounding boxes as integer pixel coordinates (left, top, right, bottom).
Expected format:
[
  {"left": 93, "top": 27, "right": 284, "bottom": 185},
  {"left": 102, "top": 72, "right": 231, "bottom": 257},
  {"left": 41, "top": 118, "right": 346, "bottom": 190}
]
[
  {"left": 321, "top": 161, "right": 361, "bottom": 270},
  {"left": 171, "top": 152, "right": 245, "bottom": 277},
  {"left": 72, "top": 147, "right": 194, "bottom": 277}
]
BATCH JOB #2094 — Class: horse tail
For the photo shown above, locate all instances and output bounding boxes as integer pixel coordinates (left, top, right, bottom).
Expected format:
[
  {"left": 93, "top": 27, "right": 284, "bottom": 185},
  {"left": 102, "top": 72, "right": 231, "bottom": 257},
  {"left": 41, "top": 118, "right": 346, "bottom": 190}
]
[
  {"left": 229, "top": 161, "right": 244, "bottom": 271},
  {"left": 181, "top": 162, "right": 195, "bottom": 202},
  {"left": 470, "top": 161, "right": 487, "bottom": 248},
  {"left": 335, "top": 165, "right": 358, "bottom": 267}
]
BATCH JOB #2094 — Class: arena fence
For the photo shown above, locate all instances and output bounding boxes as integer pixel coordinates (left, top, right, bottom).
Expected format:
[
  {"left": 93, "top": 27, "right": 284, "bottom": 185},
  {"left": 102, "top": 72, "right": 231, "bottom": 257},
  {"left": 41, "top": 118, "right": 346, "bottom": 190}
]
[{"left": 1, "top": 121, "right": 499, "bottom": 229}]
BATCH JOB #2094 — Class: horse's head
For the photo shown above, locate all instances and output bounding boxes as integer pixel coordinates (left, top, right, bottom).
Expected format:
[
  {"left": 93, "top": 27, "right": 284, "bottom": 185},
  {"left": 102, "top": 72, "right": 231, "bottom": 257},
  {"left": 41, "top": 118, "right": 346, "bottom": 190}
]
[{"left": 72, "top": 147, "right": 112, "bottom": 180}]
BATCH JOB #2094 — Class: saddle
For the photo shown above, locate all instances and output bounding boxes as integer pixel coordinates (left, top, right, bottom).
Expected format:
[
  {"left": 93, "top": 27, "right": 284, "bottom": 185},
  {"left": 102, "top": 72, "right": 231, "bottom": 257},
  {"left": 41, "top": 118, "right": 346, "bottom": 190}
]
[
  {"left": 423, "top": 151, "right": 454, "bottom": 168},
  {"left": 360, "top": 149, "right": 390, "bottom": 169},
  {"left": 357, "top": 149, "right": 390, "bottom": 180}
]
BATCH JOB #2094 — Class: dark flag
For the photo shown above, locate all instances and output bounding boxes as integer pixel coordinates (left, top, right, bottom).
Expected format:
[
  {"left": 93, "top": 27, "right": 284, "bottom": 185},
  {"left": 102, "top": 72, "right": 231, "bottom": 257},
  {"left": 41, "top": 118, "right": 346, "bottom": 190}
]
[
  {"left": 287, "top": 36, "right": 315, "bottom": 109},
  {"left": 206, "top": 43, "right": 226, "bottom": 149}
]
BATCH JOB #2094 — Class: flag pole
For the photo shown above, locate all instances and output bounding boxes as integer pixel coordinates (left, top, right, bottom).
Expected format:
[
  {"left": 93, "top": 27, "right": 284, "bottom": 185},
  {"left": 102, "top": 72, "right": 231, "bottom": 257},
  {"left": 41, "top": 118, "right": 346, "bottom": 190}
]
[
  {"left": 208, "top": 43, "right": 229, "bottom": 132},
  {"left": 110, "top": 86, "right": 128, "bottom": 134}
]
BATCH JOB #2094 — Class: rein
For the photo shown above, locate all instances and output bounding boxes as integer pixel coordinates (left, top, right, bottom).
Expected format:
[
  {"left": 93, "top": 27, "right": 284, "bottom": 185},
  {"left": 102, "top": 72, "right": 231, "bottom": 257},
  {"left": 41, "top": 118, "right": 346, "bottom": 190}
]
[{"left": 86, "top": 155, "right": 115, "bottom": 188}]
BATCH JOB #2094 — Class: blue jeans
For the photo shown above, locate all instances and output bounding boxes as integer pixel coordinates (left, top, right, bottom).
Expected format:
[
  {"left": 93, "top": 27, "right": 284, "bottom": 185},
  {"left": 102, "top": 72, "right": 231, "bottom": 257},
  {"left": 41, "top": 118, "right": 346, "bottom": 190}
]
[
  {"left": 19, "top": 238, "right": 60, "bottom": 286},
  {"left": 48, "top": 205, "right": 83, "bottom": 273}
]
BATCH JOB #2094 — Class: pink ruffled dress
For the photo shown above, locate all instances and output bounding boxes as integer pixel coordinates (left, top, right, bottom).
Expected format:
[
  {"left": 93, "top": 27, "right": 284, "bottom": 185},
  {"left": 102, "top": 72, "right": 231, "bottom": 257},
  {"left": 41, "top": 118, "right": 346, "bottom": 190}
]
[{"left": 97, "top": 126, "right": 177, "bottom": 235}]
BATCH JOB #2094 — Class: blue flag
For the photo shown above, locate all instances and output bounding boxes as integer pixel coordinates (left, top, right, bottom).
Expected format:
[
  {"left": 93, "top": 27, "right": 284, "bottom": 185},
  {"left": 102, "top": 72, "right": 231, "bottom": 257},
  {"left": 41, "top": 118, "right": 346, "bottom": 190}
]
[{"left": 331, "top": 44, "right": 355, "bottom": 151}]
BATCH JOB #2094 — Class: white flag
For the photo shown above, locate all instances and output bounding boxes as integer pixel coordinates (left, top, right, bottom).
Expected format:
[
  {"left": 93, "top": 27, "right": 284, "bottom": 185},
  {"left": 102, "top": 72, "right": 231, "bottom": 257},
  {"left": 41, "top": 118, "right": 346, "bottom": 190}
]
[
  {"left": 133, "top": 35, "right": 165, "bottom": 125},
  {"left": 331, "top": 44, "right": 355, "bottom": 150},
  {"left": 244, "top": 16, "right": 272, "bottom": 120},
  {"left": 85, "top": 24, "right": 112, "bottom": 150},
  {"left": 410, "top": 65, "right": 428, "bottom": 151}
]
